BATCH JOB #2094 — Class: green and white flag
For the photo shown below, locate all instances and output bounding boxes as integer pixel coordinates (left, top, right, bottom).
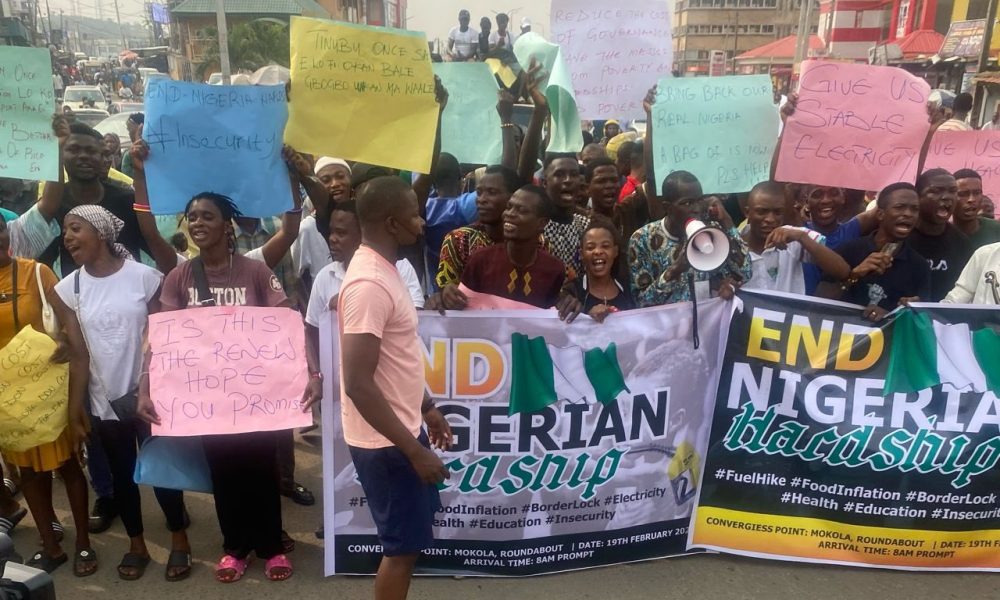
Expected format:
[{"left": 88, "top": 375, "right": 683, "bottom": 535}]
[
  {"left": 509, "top": 333, "right": 629, "bottom": 415},
  {"left": 884, "top": 310, "right": 1000, "bottom": 395}
]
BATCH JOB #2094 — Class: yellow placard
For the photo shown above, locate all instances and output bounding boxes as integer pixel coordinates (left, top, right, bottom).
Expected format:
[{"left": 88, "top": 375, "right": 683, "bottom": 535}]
[
  {"left": 0, "top": 327, "right": 69, "bottom": 452},
  {"left": 286, "top": 16, "right": 438, "bottom": 174},
  {"left": 485, "top": 58, "right": 518, "bottom": 89}
]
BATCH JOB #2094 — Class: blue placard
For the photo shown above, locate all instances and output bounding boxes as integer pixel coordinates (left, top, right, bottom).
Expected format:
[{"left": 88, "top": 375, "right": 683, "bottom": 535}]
[{"left": 142, "top": 79, "right": 290, "bottom": 217}]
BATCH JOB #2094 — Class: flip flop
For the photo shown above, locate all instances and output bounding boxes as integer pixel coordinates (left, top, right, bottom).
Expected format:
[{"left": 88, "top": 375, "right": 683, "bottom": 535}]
[
  {"left": 3, "top": 478, "right": 18, "bottom": 498},
  {"left": 51, "top": 520, "right": 64, "bottom": 543},
  {"left": 165, "top": 550, "right": 192, "bottom": 582},
  {"left": 26, "top": 551, "right": 68, "bottom": 573},
  {"left": 116, "top": 552, "right": 148, "bottom": 580},
  {"left": 264, "top": 554, "right": 292, "bottom": 582},
  {"left": 74, "top": 547, "right": 99, "bottom": 578},
  {"left": 281, "top": 483, "right": 315, "bottom": 506},
  {"left": 214, "top": 554, "right": 250, "bottom": 583},
  {"left": 0, "top": 507, "right": 27, "bottom": 535}
]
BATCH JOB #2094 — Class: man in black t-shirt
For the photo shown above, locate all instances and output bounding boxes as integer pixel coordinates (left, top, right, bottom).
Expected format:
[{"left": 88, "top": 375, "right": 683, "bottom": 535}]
[
  {"left": 833, "top": 183, "right": 931, "bottom": 322},
  {"left": 907, "top": 168, "right": 973, "bottom": 301},
  {"left": 37, "top": 122, "right": 153, "bottom": 277}
]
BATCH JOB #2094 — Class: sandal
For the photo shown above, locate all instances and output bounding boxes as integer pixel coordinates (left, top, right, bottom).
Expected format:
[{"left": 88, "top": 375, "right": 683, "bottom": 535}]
[
  {"left": 74, "top": 547, "right": 99, "bottom": 578},
  {"left": 264, "top": 554, "right": 293, "bottom": 582},
  {"left": 116, "top": 552, "right": 149, "bottom": 581},
  {"left": 3, "top": 478, "right": 18, "bottom": 498},
  {"left": 165, "top": 550, "right": 192, "bottom": 582},
  {"left": 0, "top": 507, "right": 27, "bottom": 535},
  {"left": 26, "top": 551, "right": 68, "bottom": 573},
  {"left": 215, "top": 554, "right": 251, "bottom": 583}
]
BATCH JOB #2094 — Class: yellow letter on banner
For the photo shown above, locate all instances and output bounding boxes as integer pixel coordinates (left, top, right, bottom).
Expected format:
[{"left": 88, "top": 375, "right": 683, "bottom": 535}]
[
  {"left": 0, "top": 327, "right": 69, "bottom": 452},
  {"left": 285, "top": 16, "right": 439, "bottom": 174}
]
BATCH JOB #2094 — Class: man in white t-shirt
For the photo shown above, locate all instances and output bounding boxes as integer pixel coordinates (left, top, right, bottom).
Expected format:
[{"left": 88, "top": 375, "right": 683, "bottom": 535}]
[
  {"left": 447, "top": 9, "right": 478, "bottom": 62},
  {"left": 488, "top": 13, "right": 518, "bottom": 51},
  {"left": 741, "top": 181, "right": 850, "bottom": 295},
  {"left": 303, "top": 201, "right": 423, "bottom": 410}
]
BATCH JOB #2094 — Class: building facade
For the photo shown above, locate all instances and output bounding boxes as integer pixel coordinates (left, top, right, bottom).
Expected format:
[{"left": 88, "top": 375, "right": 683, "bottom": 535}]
[{"left": 673, "top": 0, "right": 816, "bottom": 75}]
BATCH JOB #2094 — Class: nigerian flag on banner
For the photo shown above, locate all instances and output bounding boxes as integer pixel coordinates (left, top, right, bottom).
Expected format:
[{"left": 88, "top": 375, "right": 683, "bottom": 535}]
[
  {"left": 884, "top": 310, "right": 1000, "bottom": 395},
  {"left": 508, "top": 333, "right": 629, "bottom": 415}
]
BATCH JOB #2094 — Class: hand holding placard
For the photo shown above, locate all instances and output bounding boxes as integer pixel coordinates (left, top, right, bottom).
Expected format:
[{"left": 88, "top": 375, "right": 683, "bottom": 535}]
[
  {"left": 652, "top": 75, "right": 779, "bottom": 194},
  {"left": 776, "top": 61, "right": 930, "bottom": 191},
  {"left": 148, "top": 306, "right": 311, "bottom": 436}
]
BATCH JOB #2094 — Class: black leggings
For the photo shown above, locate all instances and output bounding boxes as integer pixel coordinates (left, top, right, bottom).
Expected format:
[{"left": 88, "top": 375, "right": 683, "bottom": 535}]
[
  {"left": 95, "top": 418, "right": 188, "bottom": 539},
  {"left": 203, "top": 430, "right": 283, "bottom": 560}
]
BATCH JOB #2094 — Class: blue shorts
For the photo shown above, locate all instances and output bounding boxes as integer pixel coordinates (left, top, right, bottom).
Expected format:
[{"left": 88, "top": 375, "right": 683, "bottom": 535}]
[{"left": 348, "top": 432, "right": 441, "bottom": 556}]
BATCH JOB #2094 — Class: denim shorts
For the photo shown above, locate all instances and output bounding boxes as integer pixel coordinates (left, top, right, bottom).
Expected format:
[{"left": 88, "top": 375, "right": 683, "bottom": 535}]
[{"left": 348, "top": 432, "right": 442, "bottom": 556}]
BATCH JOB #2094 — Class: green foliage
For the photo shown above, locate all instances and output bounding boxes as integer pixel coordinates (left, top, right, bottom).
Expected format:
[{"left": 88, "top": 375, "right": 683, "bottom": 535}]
[{"left": 196, "top": 20, "right": 289, "bottom": 80}]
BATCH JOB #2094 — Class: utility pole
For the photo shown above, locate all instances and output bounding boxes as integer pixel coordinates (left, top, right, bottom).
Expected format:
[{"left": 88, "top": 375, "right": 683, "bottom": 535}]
[
  {"left": 215, "top": 0, "right": 231, "bottom": 83},
  {"left": 112, "top": 0, "right": 127, "bottom": 49},
  {"left": 971, "top": 0, "right": 998, "bottom": 126},
  {"left": 793, "top": 0, "right": 815, "bottom": 76}
]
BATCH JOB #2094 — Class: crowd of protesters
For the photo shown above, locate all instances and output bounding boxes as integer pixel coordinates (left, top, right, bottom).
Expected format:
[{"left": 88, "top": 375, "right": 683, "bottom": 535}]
[{"left": 1, "top": 11, "right": 999, "bottom": 600}]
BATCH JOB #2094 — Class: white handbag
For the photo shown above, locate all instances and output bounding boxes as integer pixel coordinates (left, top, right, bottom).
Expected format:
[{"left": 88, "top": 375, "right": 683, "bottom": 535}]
[{"left": 34, "top": 262, "right": 60, "bottom": 338}]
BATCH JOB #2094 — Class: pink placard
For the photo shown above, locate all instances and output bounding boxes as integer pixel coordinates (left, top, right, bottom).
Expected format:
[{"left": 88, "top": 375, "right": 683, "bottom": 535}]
[
  {"left": 148, "top": 306, "right": 311, "bottom": 436},
  {"left": 776, "top": 61, "right": 931, "bottom": 192},
  {"left": 926, "top": 130, "right": 1000, "bottom": 205}
]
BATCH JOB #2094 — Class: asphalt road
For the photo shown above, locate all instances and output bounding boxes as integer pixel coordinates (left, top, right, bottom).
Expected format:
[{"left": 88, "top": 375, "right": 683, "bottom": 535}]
[{"left": 8, "top": 431, "right": 997, "bottom": 600}]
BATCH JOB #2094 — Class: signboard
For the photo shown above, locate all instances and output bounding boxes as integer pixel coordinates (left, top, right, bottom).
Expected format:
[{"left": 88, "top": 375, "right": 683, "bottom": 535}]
[
  {"left": 550, "top": 0, "right": 673, "bottom": 119},
  {"left": 939, "top": 20, "right": 985, "bottom": 59},
  {"left": 148, "top": 306, "right": 311, "bottom": 436}
]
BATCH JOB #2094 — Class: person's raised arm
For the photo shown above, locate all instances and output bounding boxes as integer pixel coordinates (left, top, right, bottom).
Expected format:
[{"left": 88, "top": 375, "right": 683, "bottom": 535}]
[
  {"left": 498, "top": 90, "right": 518, "bottom": 171},
  {"left": 255, "top": 148, "right": 305, "bottom": 269},
  {"left": 517, "top": 59, "right": 548, "bottom": 185},
  {"left": 38, "top": 114, "right": 70, "bottom": 221},
  {"left": 413, "top": 76, "right": 449, "bottom": 216},
  {"left": 771, "top": 93, "right": 797, "bottom": 181},
  {"left": 915, "top": 102, "right": 947, "bottom": 178},
  {"left": 130, "top": 138, "right": 179, "bottom": 274},
  {"left": 642, "top": 86, "right": 659, "bottom": 207},
  {"left": 343, "top": 331, "right": 449, "bottom": 484}
]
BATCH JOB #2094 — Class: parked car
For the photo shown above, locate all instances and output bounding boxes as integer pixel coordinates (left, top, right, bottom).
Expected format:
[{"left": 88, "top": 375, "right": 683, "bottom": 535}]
[
  {"left": 108, "top": 101, "right": 143, "bottom": 115},
  {"left": 62, "top": 85, "right": 107, "bottom": 114},
  {"left": 207, "top": 72, "right": 223, "bottom": 85},
  {"left": 69, "top": 108, "right": 111, "bottom": 128}
]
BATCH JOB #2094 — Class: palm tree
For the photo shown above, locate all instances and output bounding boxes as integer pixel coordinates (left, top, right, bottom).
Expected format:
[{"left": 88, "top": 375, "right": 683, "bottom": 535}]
[{"left": 196, "top": 20, "right": 290, "bottom": 81}]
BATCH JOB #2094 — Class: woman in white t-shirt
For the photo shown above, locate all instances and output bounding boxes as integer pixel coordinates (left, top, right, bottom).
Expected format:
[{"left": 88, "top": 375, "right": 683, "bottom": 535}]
[{"left": 54, "top": 205, "right": 192, "bottom": 582}]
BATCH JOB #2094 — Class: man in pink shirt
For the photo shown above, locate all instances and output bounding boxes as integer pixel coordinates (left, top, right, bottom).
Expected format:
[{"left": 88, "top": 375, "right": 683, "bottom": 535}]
[{"left": 339, "top": 176, "right": 450, "bottom": 600}]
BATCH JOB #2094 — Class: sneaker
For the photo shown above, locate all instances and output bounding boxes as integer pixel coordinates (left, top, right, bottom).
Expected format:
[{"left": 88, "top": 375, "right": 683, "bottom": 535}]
[{"left": 88, "top": 496, "right": 118, "bottom": 534}]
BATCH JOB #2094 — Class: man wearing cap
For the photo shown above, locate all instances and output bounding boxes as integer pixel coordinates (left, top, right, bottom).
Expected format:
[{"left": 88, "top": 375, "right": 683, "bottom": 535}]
[
  {"left": 292, "top": 157, "right": 352, "bottom": 295},
  {"left": 521, "top": 17, "right": 532, "bottom": 34},
  {"left": 601, "top": 120, "right": 622, "bottom": 146},
  {"left": 447, "top": 10, "right": 478, "bottom": 62}
]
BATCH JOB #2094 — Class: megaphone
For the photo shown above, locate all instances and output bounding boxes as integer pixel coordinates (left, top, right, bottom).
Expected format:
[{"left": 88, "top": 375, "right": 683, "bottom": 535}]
[{"left": 684, "top": 219, "right": 731, "bottom": 272}]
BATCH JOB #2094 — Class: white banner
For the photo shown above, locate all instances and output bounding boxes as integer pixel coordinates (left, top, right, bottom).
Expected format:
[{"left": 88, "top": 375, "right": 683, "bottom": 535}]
[{"left": 321, "top": 302, "right": 727, "bottom": 576}]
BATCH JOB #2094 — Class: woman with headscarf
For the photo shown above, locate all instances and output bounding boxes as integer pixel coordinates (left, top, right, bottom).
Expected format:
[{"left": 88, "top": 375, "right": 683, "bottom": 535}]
[
  {"left": 0, "top": 212, "right": 93, "bottom": 576},
  {"left": 52, "top": 205, "right": 192, "bottom": 581},
  {"left": 136, "top": 192, "right": 295, "bottom": 584}
]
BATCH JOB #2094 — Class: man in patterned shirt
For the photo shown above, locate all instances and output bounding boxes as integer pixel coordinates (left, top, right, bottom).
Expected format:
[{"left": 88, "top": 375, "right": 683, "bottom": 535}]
[
  {"left": 630, "top": 171, "right": 751, "bottom": 306},
  {"left": 433, "top": 166, "right": 520, "bottom": 289},
  {"left": 542, "top": 153, "right": 590, "bottom": 279}
]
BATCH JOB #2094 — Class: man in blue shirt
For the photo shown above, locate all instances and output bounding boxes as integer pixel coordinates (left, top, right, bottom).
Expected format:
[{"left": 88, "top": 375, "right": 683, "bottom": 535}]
[{"left": 424, "top": 153, "right": 478, "bottom": 290}]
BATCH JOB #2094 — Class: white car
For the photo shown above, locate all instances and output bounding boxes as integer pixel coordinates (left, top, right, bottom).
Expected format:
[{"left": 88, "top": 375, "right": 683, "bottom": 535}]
[
  {"left": 62, "top": 85, "right": 107, "bottom": 114},
  {"left": 95, "top": 112, "right": 138, "bottom": 152}
]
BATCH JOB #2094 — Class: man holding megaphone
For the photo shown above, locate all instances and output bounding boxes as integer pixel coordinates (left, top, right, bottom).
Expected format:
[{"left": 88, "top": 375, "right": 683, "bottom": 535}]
[{"left": 630, "top": 171, "right": 751, "bottom": 308}]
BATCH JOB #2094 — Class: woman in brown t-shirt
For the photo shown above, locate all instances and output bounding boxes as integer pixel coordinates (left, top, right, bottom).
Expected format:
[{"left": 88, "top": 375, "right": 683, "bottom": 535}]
[{"left": 137, "top": 192, "right": 292, "bottom": 583}]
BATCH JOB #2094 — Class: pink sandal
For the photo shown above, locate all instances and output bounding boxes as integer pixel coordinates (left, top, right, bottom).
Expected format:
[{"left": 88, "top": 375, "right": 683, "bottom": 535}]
[
  {"left": 264, "top": 554, "right": 293, "bottom": 582},
  {"left": 215, "top": 555, "right": 250, "bottom": 583}
]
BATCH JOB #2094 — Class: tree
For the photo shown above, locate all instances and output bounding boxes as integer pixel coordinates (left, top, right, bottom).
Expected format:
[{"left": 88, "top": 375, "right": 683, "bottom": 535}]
[{"left": 196, "top": 20, "right": 289, "bottom": 80}]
